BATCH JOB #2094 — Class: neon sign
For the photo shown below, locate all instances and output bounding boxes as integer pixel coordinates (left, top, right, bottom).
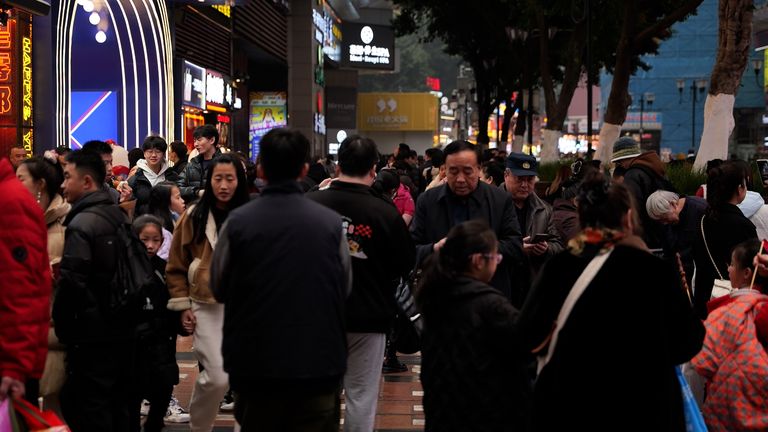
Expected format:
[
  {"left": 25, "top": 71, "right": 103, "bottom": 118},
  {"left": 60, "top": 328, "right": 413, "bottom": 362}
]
[
  {"left": 22, "top": 33, "right": 31, "bottom": 123},
  {"left": 0, "top": 21, "right": 12, "bottom": 117}
]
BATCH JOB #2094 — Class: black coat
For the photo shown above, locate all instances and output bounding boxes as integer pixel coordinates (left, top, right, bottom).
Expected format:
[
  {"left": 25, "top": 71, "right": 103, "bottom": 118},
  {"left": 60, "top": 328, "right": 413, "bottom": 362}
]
[
  {"left": 53, "top": 190, "right": 130, "bottom": 344},
  {"left": 128, "top": 166, "right": 178, "bottom": 215},
  {"left": 306, "top": 181, "right": 415, "bottom": 333},
  {"left": 211, "top": 182, "right": 350, "bottom": 393},
  {"left": 693, "top": 203, "right": 757, "bottom": 318},
  {"left": 410, "top": 182, "right": 526, "bottom": 305},
  {"left": 518, "top": 242, "right": 705, "bottom": 431},
  {"left": 420, "top": 277, "right": 531, "bottom": 432},
  {"left": 177, "top": 150, "right": 222, "bottom": 202},
  {"left": 660, "top": 196, "right": 707, "bottom": 290}
]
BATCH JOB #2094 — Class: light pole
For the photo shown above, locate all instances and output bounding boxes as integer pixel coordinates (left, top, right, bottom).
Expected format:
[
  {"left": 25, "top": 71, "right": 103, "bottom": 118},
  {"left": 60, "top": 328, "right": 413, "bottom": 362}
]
[
  {"left": 677, "top": 78, "right": 707, "bottom": 151},
  {"left": 638, "top": 92, "right": 654, "bottom": 146}
]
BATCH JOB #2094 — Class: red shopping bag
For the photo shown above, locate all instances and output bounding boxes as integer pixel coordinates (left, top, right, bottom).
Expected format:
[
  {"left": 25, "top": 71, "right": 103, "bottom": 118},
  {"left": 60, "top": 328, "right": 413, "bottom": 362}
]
[{"left": 12, "top": 399, "right": 69, "bottom": 432}]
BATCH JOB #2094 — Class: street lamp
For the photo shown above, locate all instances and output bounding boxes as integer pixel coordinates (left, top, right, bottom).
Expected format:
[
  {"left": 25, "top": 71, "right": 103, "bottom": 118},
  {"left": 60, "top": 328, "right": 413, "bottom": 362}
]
[{"left": 677, "top": 78, "right": 707, "bottom": 151}]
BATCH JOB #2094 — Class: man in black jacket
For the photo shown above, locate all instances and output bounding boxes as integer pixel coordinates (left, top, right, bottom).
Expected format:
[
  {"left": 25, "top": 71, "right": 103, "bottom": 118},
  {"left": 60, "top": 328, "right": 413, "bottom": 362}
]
[
  {"left": 211, "top": 128, "right": 351, "bottom": 432},
  {"left": 53, "top": 150, "right": 136, "bottom": 432},
  {"left": 411, "top": 140, "right": 526, "bottom": 306},
  {"left": 307, "top": 136, "right": 415, "bottom": 431},
  {"left": 177, "top": 124, "right": 221, "bottom": 202}
]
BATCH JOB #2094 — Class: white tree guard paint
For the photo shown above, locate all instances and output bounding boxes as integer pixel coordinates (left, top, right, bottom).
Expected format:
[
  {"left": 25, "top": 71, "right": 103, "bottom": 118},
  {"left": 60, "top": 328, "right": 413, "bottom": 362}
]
[
  {"left": 540, "top": 129, "right": 562, "bottom": 162},
  {"left": 598, "top": 122, "right": 622, "bottom": 165},
  {"left": 693, "top": 93, "right": 735, "bottom": 171},
  {"left": 512, "top": 135, "right": 525, "bottom": 153}
]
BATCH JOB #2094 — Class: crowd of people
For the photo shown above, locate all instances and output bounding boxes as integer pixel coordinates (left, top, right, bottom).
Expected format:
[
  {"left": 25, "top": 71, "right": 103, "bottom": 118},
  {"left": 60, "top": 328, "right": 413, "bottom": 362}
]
[{"left": 2, "top": 128, "right": 768, "bottom": 432}]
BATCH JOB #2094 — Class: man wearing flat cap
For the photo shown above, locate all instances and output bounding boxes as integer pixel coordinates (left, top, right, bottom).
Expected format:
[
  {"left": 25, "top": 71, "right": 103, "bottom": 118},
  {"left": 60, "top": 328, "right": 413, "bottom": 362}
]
[
  {"left": 611, "top": 136, "right": 674, "bottom": 249},
  {"left": 503, "top": 152, "right": 563, "bottom": 284}
]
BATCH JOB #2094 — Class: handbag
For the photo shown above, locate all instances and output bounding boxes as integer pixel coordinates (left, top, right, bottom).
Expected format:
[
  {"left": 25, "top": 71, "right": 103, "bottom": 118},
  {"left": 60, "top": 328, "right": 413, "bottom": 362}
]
[
  {"left": 392, "top": 267, "right": 423, "bottom": 354},
  {"left": 537, "top": 249, "right": 613, "bottom": 374},
  {"left": 12, "top": 398, "right": 69, "bottom": 432},
  {"left": 700, "top": 216, "right": 733, "bottom": 298},
  {"left": 675, "top": 365, "right": 708, "bottom": 432},
  {"left": 0, "top": 398, "right": 20, "bottom": 432}
]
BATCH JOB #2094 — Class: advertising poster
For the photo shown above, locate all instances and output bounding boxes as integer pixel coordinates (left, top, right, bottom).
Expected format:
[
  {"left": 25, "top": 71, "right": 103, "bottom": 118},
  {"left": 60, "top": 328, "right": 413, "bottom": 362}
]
[{"left": 249, "top": 92, "right": 287, "bottom": 161}]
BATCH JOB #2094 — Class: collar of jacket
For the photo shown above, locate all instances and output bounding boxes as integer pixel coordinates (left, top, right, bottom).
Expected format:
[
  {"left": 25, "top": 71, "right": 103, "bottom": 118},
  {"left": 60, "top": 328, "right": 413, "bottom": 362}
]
[
  {"left": 445, "top": 276, "right": 501, "bottom": 299},
  {"left": 616, "top": 234, "right": 649, "bottom": 253},
  {"left": 261, "top": 181, "right": 303, "bottom": 195},
  {"left": 524, "top": 192, "right": 548, "bottom": 212},
  {"left": 328, "top": 180, "right": 374, "bottom": 194},
  {"left": 45, "top": 194, "right": 71, "bottom": 226},
  {"left": 194, "top": 148, "right": 222, "bottom": 164},
  {"left": 63, "top": 190, "right": 115, "bottom": 225},
  {"left": 629, "top": 151, "right": 666, "bottom": 178},
  {"left": 435, "top": 181, "right": 485, "bottom": 205}
]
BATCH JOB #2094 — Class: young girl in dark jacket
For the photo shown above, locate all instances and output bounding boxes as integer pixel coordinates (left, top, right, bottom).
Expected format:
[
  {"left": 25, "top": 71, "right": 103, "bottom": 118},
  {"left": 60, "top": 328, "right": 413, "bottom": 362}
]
[{"left": 416, "top": 220, "right": 531, "bottom": 432}]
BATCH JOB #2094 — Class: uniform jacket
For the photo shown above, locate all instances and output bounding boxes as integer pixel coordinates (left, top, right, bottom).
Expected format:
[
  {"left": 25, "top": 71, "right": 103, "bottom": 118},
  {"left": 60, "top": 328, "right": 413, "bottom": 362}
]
[
  {"left": 177, "top": 149, "right": 222, "bottom": 202},
  {"left": 420, "top": 276, "right": 530, "bottom": 432},
  {"left": 410, "top": 182, "right": 525, "bottom": 305},
  {"left": 0, "top": 158, "right": 51, "bottom": 381},
  {"left": 166, "top": 204, "right": 219, "bottom": 310},
  {"left": 518, "top": 238, "right": 705, "bottom": 431},
  {"left": 53, "top": 189, "right": 128, "bottom": 344},
  {"left": 692, "top": 290, "right": 768, "bottom": 431},
  {"left": 211, "top": 182, "right": 350, "bottom": 392},
  {"left": 307, "top": 181, "right": 415, "bottom": 333}
]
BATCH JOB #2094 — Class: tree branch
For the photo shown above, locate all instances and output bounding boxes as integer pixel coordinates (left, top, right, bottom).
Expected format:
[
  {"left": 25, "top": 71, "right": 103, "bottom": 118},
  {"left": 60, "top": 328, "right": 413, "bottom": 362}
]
[{"left": 634, "top": 0, "right": 704, "bottom": 45}]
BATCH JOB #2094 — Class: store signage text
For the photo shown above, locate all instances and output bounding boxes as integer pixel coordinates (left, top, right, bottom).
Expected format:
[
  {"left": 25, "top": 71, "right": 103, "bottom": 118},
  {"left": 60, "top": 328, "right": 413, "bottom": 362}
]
[
  {"left": 22, "top": 34, "right": 31, "bottom": 123},
  {"left": 342, "top": 23, "right": 394, "bottom": 70},
  {"left": 315, "top": 112, "right": 326, "bottom": 135},
  {"left": 0, "top": 22, "right": 13, "bottom": 116},
  {"left": 183, "top": 60, "right": 206, "bottom": 110}
]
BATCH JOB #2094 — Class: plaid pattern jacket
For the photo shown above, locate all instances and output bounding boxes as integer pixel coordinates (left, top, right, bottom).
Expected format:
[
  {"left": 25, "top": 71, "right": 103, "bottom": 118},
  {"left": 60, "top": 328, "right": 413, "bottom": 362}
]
[{"left": 692, "top": 290, "right": 768, "bottom": 431}]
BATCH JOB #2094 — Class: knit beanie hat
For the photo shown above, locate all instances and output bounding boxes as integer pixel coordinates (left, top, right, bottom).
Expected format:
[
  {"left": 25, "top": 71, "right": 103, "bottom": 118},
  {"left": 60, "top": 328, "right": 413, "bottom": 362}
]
[{"left": 610, "top": 136, "right": 642, "bottom": 163}]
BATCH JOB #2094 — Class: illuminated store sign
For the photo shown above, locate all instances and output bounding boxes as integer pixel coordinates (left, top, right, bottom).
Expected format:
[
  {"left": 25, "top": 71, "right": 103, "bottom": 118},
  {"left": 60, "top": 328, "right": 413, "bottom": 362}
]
[
  {"left": 0, "top": 14, "right": 34, "bottom": 158},
  {"left": 312, "top": 3, "right": 342, "bottom": 63},
  {"left": 342, "top": 23, "right": 394, "bottom": 71},
  {"left": 205, "top": 69, "right": 234, "bottom": 112},
  {"left": 182, "top": 60, "right": 206, "bottom": 110}
]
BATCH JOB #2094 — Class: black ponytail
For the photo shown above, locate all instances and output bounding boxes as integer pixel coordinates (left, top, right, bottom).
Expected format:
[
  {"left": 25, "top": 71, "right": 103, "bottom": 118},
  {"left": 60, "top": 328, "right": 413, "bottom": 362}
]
[{"left": 706, "top": 161, "right": 746, "bottom": 221}]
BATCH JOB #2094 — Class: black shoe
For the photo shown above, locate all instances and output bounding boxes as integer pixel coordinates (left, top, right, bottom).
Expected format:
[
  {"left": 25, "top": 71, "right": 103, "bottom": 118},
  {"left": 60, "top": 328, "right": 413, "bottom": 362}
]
[{"left": 382, "top": 360, "right": 408, "bottom": 374}]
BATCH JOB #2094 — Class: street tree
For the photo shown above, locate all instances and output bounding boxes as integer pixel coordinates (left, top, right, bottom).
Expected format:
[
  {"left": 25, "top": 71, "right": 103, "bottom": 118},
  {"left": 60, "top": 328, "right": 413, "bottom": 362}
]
[
  {"left": 597, "top": 0, "right": 704, "bottom": 164},
  {"left": 693, "top": 0, "right": 753, "bottom": 170}
]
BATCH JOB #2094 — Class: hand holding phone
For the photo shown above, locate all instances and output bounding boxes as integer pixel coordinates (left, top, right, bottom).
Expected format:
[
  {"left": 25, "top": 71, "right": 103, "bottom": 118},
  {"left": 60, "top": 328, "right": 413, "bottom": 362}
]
[{"left": 529, "top": 233, "right": 555, "bottom": 244}]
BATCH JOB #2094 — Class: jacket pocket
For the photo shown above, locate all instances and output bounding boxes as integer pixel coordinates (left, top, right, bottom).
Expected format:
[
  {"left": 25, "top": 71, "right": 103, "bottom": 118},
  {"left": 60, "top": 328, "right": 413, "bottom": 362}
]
[{"left": 188, "top": 257, "right": 201, "bottom": 291}]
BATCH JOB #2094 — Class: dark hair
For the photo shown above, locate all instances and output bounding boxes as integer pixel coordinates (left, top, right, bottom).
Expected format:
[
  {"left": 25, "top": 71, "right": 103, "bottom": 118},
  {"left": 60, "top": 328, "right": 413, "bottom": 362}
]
[
  {"left": 128, "top": 148, "right": 144, "bottom": 168},
  {"left": 66, "top": 150, "right": 107, "bottom": 185},
  {"left": 20, "top": 156, "right": 64, "bottom": 201},
  {"left": 307, "top": 162, "right": 329, "bottom": 185},
  {"left": 259, "top": 128, "right": 309, "bottom": 183},
  {"left": 431, "top": 149, "right": 445, "bottom": 168},
  {"left": 142, "top": 135, "right": 168, "bottom": 153},
  {"left": 147, "top": 181, "right": 178, "bottom": 232},
  {"left": 732, "top": 238, "right": 761, "bottom": 273},
  {"left": 170, "top": 141, "right": 188, "bottom": 161},
  {"left": 132, "top": 214, "right": 164, "bottom": 237},
  {"left": 547, "top": 164, "right": 573, "bottom": 196},
  {"left": 373, "top": 168, "right": 400, "bottom": 196},
  {"left": 706, "top": 161, "right": 746, "bottom": 220},
  {"left": 577, "top": 171, "right": 635, "bottom": 231},
  {"left": 443, "top": 140, "right": 479, "bottom": 162},
  {"left": 482, "top": 161, "right": 505, "bottom": 186},
  {"left": 54, "top": 146, "right": 71, "bottom": 156},
  {"left": 193, "top": 124, "right": 219, "bottom": 146},
  {"left": 338, "top": 135, "right": 379, "bottom": 177},
  {"left": 425, "top": 148, "right": 441, "bottom": 160},
  {"left": 81, "top": 140, "right": 112, "bottom": 155},
  {"left": 190, "top": 154, "right": 250, "bottom": 243},
  {"left": 416, "top": 220, "right": 497, "bottom": 309}
]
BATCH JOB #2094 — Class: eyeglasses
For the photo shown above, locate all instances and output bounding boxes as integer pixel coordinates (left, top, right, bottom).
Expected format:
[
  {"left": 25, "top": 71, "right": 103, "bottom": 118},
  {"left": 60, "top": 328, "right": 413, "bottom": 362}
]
[
  {"left": 144, "top": 149, "right": 163, "bottom": 156},
  {"left": 481, "top": 253, "right": 503, "bottom": 264}
]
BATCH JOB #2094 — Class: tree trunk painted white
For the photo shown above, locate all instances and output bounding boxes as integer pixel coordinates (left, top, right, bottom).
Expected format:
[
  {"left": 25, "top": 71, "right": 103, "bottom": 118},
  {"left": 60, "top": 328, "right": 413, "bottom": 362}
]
[
  {"left": 597, "top": 122, "right": 622, "bottom": 165},
  {"left": 693, "top": 93, "right": 735, "bottom": 171},
  {"left": 540, "top": 129, "right": 561, "bottom": 162},
  {"left": 512, "top": 135, "right": 525, "bottom": 153}
]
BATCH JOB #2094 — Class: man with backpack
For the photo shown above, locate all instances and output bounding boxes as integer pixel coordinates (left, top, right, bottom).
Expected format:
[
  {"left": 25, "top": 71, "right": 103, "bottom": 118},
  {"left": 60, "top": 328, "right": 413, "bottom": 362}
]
[
  {"left": 53, "top": 150, "right": 139, "bottom": 431},
  {"left": 611, "top": 136, "right": 674, "bottom": 249}
]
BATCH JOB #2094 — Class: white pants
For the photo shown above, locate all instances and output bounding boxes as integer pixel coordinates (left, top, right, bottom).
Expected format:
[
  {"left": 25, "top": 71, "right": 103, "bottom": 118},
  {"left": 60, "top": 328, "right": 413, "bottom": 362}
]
[
  {"left": 189, "top": 302, "right": 229, "bottom": 432},
  {"left": 343, "top": 333, "right": 386, "bottom": 432}
]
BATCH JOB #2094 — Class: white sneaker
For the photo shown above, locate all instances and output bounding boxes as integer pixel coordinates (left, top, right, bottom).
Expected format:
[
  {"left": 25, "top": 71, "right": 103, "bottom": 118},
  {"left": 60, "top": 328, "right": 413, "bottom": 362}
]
[
  {"left": 164, "top": 397, "right": 190, "bottom": 423},
  {"left": 219, "top": 400, "right": 235, "bottom": 411},
  {"left": 140, "top": 399, "right": 150, "bottom": 416}
]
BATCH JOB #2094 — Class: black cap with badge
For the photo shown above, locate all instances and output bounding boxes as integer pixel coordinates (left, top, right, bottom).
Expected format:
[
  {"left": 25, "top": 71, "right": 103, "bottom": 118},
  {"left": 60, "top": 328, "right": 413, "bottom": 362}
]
[{"left": 505, "top": 152, "right": 538, "bottom": 177}]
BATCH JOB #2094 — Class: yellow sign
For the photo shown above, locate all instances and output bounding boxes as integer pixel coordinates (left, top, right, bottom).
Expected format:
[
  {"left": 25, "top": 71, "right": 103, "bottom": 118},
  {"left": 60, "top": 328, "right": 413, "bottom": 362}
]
[
  {"left": 212, "top": 5, "right": 231, "bottom": 18},
  {"left": 22, "top": 33, "right": 31, "bottom": 123},
  {"left": 358, "top": 93, "right": 437, "bottom": 132}
]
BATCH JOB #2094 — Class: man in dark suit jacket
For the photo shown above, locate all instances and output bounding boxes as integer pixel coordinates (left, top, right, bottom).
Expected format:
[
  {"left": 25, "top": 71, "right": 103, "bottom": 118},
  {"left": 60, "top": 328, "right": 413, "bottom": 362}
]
[{"left": 410, "top": 140, "right": 526, "bottom": 306}]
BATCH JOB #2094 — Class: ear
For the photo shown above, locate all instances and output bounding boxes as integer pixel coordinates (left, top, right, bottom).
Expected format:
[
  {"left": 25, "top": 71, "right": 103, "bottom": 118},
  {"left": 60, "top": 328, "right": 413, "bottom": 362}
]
[
  {"left": 299, "top": 163, "right": 309, "bottom": 179},
  {"left": 623, "top": 208, "right": 635, "bottom": 234},
  {"left": 469, "top": 253, "right": 483, "bottom": 271},
  {"left": 743, "top": 265, "right": 754, "bottom": 283}
]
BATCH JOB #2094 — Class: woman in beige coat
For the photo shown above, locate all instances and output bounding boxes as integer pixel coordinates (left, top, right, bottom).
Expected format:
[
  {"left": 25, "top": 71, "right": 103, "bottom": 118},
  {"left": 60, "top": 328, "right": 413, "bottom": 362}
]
[{"left": 16, "top": 156, "right": 70, "bottom": 410}]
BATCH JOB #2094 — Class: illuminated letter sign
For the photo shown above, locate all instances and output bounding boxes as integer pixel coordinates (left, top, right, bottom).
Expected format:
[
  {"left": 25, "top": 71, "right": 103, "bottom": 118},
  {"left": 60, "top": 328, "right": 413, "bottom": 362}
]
[
  {"left": 22, "top": 32, "right": 31, "bottom": 124},
  {"left": 341, "top": 23, "right": 394, "bottom": 71}
]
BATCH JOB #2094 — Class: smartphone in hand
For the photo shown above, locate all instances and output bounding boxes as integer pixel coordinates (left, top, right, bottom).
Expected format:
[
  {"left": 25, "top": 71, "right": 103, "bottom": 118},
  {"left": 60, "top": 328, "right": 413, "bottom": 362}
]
[{"left": 529, "top": 233, "right": 555, "bottom": 243}]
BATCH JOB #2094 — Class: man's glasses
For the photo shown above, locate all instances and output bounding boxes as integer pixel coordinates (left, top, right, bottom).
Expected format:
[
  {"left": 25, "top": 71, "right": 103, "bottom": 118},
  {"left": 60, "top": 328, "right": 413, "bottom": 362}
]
[{"left": 480, "top": 253, "right": 503, "bottom": 264}]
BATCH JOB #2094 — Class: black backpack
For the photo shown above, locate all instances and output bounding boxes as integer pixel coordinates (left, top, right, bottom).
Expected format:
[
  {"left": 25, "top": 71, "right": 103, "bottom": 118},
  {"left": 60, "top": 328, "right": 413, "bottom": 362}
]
[{"left": 85, "top": 208, "right": 157, "bottom": 322}]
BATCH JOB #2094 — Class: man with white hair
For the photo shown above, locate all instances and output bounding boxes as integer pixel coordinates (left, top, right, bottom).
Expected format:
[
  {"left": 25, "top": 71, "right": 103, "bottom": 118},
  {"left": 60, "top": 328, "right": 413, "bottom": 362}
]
[{"left": 646, "top": 190, "right": 707, "bottom": 288}]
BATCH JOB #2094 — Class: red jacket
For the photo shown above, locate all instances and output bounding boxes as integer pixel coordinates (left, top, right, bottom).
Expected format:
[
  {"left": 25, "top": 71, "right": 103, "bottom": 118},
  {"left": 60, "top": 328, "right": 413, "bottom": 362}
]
[{"left": 0, "top": 158, "right": 51, "bottom": 381}]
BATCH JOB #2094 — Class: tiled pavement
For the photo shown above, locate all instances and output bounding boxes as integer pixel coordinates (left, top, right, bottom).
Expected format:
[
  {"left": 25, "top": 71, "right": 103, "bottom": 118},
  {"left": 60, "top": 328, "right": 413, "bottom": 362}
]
[{"left": 160, "top": 336, "right": 424, "bottom": 431}]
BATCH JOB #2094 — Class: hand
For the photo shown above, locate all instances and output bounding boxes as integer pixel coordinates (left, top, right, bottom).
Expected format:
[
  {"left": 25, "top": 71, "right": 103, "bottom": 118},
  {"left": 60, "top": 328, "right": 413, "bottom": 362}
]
[
  {"left": 198, "top": 189, "right": 205, "bottom": 198},
  {"left": 0, "top": 376, "right": 25, "bottom": 401},
  {"left": 755, "top": 252, "right": 768, "bottom": 277},
  {"left": 523, "top": 237, "right": 548, "bottom": 256},
  {"left": 319, "top": 178, "right": 335, "bottom": 189},
  {"left": 128, "top": 166, "right": 139, "bottom": 179},
  {"left": 181, "top": 309, "right": 196, "bottom": 334},
  {"left": 433, "top": 237, "right": 447, "bottom": 251},
  {"left": 118, "top": 183, "right": 132, "bottom": 203}
]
